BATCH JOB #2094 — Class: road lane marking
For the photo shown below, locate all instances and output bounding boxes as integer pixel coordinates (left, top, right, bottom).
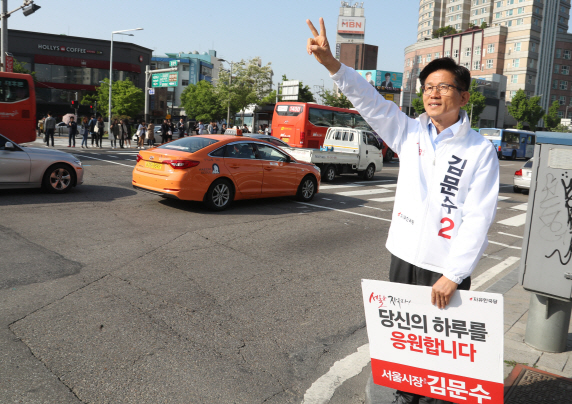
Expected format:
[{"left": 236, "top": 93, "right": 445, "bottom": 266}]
[
  {"left": 378, "top": 184, "right": 398, "bottom": 188},
  {"left": 360, "top": 205, "right": 390, "bottom": 212},
  {"left": 470, "top": 256, "right": 520, "bottom": 291},
  {"left": 488, "top": 240, "right": 522, "bottom": 250},
  {"left": 498, "top": 232, "right": 523, "bottom": 239},
  {"left": 321, "top": 198, "right": 332, "bottom": 201},
  {"left": 302, "top": 344, "right": 371, "bottom": 404},
  {"left": 511, "top": 203, "right": 528, "bottom": 211},
  {"left": 369, "top": 197, "right": 396, "bottom": 203},
  {"left": 320, "top": 184, "right": 363, "bottom": 190},
  {"left": 498, "top": 196, "right": 510, "bottom": 201},
  {"left": 295, "top": 202, "right": 392, "bottom": 222},
  {"left": 497, "top": 213, "right": 527, "bottom": 227},
  {"left": 336, "top": 189, "right": 392, "bottom": 197},
  {"left": 354, "top": 180, "right": 394, "bottom": 184},
  {"left": 78, "top": 155, "right": 134, "bottom": 167}
]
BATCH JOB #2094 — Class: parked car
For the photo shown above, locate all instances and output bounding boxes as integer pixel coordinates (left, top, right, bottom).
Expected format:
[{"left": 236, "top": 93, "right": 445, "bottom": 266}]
[
  {"left": 0, "top": 133, "right": 84, "bottom": 193},
  {"left": 132, "top": 135, "right": 320, "bottom": 211},
  {"left": 514, "top": 158, "right": 534, "bottom": 194},
  {"left": 55, "top": 121, "right": 82, "bottom": 138}
]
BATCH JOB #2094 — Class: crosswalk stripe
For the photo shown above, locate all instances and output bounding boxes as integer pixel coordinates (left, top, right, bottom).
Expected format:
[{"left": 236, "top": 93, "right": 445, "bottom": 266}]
[
  {"left": 368, "top": 197, "right": 396, "bottom": 203},
  {"left": 498, "top": 231, "right": 523, "bottom": 239},
  {"left": 336, "top": 189, "right": 393, "bottom": 197},
  {"left": 354, "top": 180, "right": 394, "bottom": 184},
  {"left": 497, "top": 213, "right": 527, "bottom": 227},
  {"left": 319, "top": 184, "right": 363, "bottom": 190},
  {"left": 498, "top": 196, "right": 510, "bottom": 201},
  {"left": 488, "top": 240, "right": 522, "bottom": 250},
  {"left": 470, "top": 256, "right": 520, "bottom": 291},
  {"left": 511, "top": 203, "right": 528, "bottom": 211},
  {"left": 378, "top": 184, "right": 398, "bottom": 188}
]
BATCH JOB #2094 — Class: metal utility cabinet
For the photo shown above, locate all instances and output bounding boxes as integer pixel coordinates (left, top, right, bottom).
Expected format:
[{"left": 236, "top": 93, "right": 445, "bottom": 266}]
[{"left": 520, "top": 132, "right": 572, "bottom": 353}]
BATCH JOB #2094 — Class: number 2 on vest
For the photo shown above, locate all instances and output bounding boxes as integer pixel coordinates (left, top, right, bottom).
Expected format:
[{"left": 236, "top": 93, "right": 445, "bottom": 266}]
[{"left": 438, "top": 218, "right": 455, "bottom": 239}]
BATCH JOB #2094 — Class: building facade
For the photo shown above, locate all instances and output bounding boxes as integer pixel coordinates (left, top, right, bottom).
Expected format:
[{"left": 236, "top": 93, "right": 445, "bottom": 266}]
[
  {"left": 4, "top": 29, "right": 152, "bottom": 118},
  {"left": 408, "top": 0, "right": 572, "bottom": 127},
  {"left": 335, "top": 2, "right": 379, "bottom": 70}
]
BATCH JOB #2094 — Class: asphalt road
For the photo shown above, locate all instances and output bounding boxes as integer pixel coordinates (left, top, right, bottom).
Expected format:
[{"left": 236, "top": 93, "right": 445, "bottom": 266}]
[{"left": 0, "top": 147, "right": 529, "bottom": 404}]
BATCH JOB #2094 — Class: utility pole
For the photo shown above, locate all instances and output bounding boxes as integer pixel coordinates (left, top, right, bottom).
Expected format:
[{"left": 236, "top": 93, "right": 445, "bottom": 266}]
[{"left": 1, "top": 0, "right": 41, "bottom": 72}]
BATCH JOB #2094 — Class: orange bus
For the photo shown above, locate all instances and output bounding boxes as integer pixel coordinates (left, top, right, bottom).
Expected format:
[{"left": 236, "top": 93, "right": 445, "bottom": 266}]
[
  {"left": 0, "top": 72, "right": 36, "bottom": 144},
  {"left": 271, "top": 101, "right": 396, "bottom": 161}
]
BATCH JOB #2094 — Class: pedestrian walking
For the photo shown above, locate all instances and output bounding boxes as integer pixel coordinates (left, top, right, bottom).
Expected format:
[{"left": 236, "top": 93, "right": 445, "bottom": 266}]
[
  {"left": 124, "top": 120, "right": 132, "bottom": 148},
  {"left": 147, "top": 122, "right": 155, "bottom": 147},
  {"left": 96, "top": 117, "right": 104, "bottom": 148},
  {"left": 221, "top": 124, "right": 227, "bottom": 134},
  {"left": 44, "top": 111, "right": 56, "bottom": 147},
  {"left": 80, "top": 117, "right": 90, "bottom": 148},
  {"left": 241, "top": 124, "right": 249, "bottom": 133},
  {"left": 307, "top": 18, "right": 499, "bottom": 404},
  {"left": 118, "top": 119, "right": 125, "bottom": 148},
  {"left": 110, "top": 119, "right": 119, "bottom": 149},
  {"left": 137, "top": 121, "right": 147, "bottom": 149},
  {"left": 67, "top": 116, "right": 77, "bottom": 147},
  {"left": 168, "top": 120, "right": 175, "bottom": 141},
  {"left": 160, "top": 119, "right": 170, "bottom": 143},
  {"left": 89, "top": 115, "right": 98, "bottom": 147},
  {"left": 178, "top": 118, "right": 185, "bottom": 138},
  {"left": 212, "top": 121, "right": 218, "bottom": 134},
  {"left": 197, "top": 121, "right": 204, "bottom": 135}
]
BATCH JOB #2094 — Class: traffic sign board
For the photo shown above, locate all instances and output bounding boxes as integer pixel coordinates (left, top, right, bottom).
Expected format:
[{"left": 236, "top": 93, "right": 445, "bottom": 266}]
[
  {"left": 169, "top": 60, "right": 179, "bottom": 67},
  {"left": 148, "top": 88, "right": 155, "bottom": 95},
  {"left": 152, "top": 72, "right": 178, "bottom": 88}
]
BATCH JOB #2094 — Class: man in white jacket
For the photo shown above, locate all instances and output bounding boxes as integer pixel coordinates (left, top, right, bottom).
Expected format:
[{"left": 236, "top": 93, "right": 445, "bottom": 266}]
[{"left": 307, "top": 18, "right": 499, "bottom": 404}]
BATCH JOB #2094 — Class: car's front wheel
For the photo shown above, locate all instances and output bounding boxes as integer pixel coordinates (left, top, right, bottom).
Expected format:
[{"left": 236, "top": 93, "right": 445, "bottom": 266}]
[
  {"left": 42, "top": 164, "right": 75, "bottom": 193},
  {"left": 513, "top": 186, "right": 520, "bottom": 193},
  {"left": 297, "top": 175, "right": 317, "bottom": 202},
  {"left": 384, "top": 149, "right": 394, "bottom": 162},
  {"left": 360, "top": 164, "right": 376, "bottom": 181},
  {"left": 204, "top": 179, "right": 234, "bottom": 211}
]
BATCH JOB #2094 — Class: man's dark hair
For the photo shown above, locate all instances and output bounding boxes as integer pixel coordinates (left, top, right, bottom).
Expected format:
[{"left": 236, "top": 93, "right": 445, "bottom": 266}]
[
  {"left": 419, "top": 57, "right": 471, "bottom": 92},
  {"left": 385, "top": 73, "right": 391, "bottom": 78},
  {"left": 47, "top": 111, "right": 52, "bottom": 116}
]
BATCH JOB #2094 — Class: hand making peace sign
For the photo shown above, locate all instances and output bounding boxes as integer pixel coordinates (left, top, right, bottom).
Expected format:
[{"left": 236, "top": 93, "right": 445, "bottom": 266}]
[{"left": 306, "top": 18, "right": 342, "bottom": 75}]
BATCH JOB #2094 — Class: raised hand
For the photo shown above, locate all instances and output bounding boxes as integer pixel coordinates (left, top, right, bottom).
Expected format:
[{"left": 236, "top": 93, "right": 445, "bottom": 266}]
[{"left": 306, "top": 17, "right": 341, "bottom": 75}]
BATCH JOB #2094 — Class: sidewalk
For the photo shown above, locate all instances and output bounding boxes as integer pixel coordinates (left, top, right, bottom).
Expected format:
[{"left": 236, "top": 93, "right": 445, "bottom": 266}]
[
  {"left": 29, "top": 135, "right": 143, "bottom": 150},
  {"left": 366, "top": 267, "right": 572, "bottom": 403}
]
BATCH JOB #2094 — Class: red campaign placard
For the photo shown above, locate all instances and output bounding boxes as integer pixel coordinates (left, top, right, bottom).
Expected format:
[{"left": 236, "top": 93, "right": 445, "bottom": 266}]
[
  {"left": 372, "top": 359, "right": 503, "bottom": 403},
  {"left": 362, "top": 279, "right": 504, "bottom": 404}
]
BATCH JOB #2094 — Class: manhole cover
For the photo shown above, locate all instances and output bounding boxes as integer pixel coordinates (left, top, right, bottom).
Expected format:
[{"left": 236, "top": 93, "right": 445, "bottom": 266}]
[{"left": 505, "top": 364, "right": 572, "bottom": 403}]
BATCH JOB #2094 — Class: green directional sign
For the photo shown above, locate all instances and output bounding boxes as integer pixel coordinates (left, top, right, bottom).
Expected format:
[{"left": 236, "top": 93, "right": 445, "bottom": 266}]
[
  {"left": 152, "top": 72, "right": 178, "bottom": 88},
  {"left": 169, "top": 60, "right": 179, "bottom": 67}
]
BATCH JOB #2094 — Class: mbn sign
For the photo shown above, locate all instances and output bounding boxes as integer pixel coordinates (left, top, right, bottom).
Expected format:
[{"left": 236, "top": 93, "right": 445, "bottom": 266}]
[{"left": 343, "top": 22, "right": 362, "bottom": 28}]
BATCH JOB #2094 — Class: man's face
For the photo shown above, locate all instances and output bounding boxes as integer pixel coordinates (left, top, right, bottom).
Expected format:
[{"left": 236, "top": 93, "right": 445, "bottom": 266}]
[
  {"left": 385, "top": 75, "right": 390, "bottom": 82},
  {"left": 423, "top": 69, "right": 469, "bottom": 124},
  {"left": 366, "top": 73, "right": 371, "bottom": 80}
]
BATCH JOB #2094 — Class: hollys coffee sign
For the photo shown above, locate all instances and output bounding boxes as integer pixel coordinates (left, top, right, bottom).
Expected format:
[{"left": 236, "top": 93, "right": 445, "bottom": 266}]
[{"left": 38, "top": 44, "right": 103, "bottom": 55}]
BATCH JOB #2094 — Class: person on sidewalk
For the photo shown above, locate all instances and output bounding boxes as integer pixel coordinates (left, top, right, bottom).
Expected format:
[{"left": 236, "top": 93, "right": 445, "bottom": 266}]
[
  {"left": 89, "top": 115, "right": 98, "bottom": 147},
  {"left": 197, "top": 121, "right": 204, "bottom": 135},
  {"left": 147, "top": 122, "right": 155, "bottom": 147},
  {"left": 178, "top": 118, "right": 185, "bottom": 138},
  {"left": 67, "top": 116, "right": 77, "bottom": 147},
  {"left": 110, "top": 119, "right": 119, "bottom": 149},
  {"left": 44, "top": 112, "right": 56, "bottom": 147},
  {"left": 306, "top": 18, "right": 499, "bottom": 404},
  {"left": 137, "top": 121, "right": 147, "bottom": 149},
  {"left": 160, "top": 119, "right": 170, "bottom": 144},
  {"left": 118, "top": 119, "right": 125, "bottom": 148},
  {"left": 96, "top": 117, "right": 105, "bottom": 148},
  {"left": 124, "top": 119, "right": 132, "bottom": 148},
  {"left": 80, "top": 117, "right": 90, "bottom": 148}
]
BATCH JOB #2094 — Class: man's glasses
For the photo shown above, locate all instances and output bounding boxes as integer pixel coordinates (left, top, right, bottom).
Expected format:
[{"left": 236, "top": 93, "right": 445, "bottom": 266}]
[{"left": 421, "top": 83, "right": 463, "bottom": 95}]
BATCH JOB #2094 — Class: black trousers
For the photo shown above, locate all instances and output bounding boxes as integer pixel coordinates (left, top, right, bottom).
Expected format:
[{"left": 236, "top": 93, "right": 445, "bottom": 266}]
[
  {"left": 45, "top": 129, "right": 54, "bottom": 146},
  {"left": 389, "top": 254, "right": 471, "bottom": 404}
]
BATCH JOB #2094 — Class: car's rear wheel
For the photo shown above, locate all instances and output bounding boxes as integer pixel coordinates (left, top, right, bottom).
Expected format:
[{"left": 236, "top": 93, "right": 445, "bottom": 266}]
[
  {"left": 205, "top": 179, "right": 234, "bottom": 211},
  {"left": 42, "top": 164, "right": 75, "bottom": 194},
  {"left": 384, "top": 149, "right": 394, "bottom": 162},
  {"left": 513, "top": 186, "right": 520, "bottom": 193},
  {"left": 297, "top": 175, "right": 317, "bottom": 202},
  {"left": 324, "top": 165, "right": 336, "bottom": 182}
]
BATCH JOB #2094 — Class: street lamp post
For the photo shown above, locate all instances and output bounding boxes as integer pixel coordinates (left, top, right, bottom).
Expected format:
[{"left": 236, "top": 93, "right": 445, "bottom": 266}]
[
  {"left": 108, "top": 28, "right": 143, "bottom": 127},
  {"left": 407, "top": 74, "right": 418, "bottom": 117},
  {"left": 1, "top": 0, "right": 41, "bottom": 72},
  {"left": 219, "top": 59, "right": 243, "bottom": 127}
]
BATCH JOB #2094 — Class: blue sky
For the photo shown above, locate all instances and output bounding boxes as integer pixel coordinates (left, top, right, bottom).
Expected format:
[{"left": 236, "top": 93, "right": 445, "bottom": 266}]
[{"left": 8, "top": 0, "right": 420, "bottom": 95}]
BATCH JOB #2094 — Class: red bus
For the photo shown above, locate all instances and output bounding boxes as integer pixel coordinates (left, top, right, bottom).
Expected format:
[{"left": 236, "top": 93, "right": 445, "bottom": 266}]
[
  {"left": 271, "top": 102, "right": 396, "bottom": 161},
  {"left": 0, "top": 72, "right": 36, "bottom": 144}
]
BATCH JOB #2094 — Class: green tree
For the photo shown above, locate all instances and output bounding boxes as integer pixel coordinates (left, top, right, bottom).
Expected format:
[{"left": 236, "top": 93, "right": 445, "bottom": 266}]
[
  {"left": 180, "top": 80, "right": 226, "bottom": 122},
  {"left": 432, "top": 26, "right": 457, "bottom": 39},
  {"left": 480, "top": 21, "right": 488, "bottom": 29},
  {"left": 544, "top": 100, "right": 561, "bottom": 130},
  {"left": 411, "top": 88, "right": 425, "bottom": 116},
  {"left": 216, "top": 57, "right": 273, "bottom": 118},
  {"left": 80, "top": 78, "right": 144, "bottom": 119},
  {"left": 526, "top": 95, "right": 545, "bottom": 131},
  {"left": 12, "top": 58, "right": 35, "bottom": 79},
  {"left": 461, "top": 80, "right": 487, "bottom": 127},
  {"left": 319, "top": 88, "right": 353, "bottom": 109},
  {"left": 507, "top": 89, "right": 529, "bottom": 129},
  {"left": 553, "top": 123, "right": 571, "bottom": 133}
]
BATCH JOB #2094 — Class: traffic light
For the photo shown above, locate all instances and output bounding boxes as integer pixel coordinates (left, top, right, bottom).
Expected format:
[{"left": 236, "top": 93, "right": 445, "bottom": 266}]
[
  {"left": 71, "top": 100, "right": 77, "bottom": 109},
  {"left": 89, "top": 105, "right": 94, "bottom": 111}
]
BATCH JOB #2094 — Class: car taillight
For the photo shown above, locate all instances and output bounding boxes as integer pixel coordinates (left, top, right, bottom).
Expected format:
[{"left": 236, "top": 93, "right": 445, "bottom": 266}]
[
  {"left": 498, "top": 146, "right": 501, "bottom": 151},
  {"left": 300, "top": 130, "right": 306, "bottom": 145},
  {"left": 515, "top": 169, "right": 522, "bottom": 176},
  {"left": 162, "top": 160, "right": 200, "bottom": 169},
  {"left": 136, "top": 154, "right": 142, "bottom": 163}
]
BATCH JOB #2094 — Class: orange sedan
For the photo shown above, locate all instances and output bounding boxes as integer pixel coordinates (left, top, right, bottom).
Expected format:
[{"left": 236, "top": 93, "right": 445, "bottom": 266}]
[{"left": 132, "top": 135, "right": 321, "bottom": 210}]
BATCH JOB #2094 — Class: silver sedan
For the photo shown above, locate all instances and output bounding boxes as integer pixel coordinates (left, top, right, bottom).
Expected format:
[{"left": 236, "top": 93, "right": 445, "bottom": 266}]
[
  {"left": 513, "top": 158, "right": 533, "bottom": 194},
  {"left": 0, "top": 133, "right": 84, "bottom": 193}
]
